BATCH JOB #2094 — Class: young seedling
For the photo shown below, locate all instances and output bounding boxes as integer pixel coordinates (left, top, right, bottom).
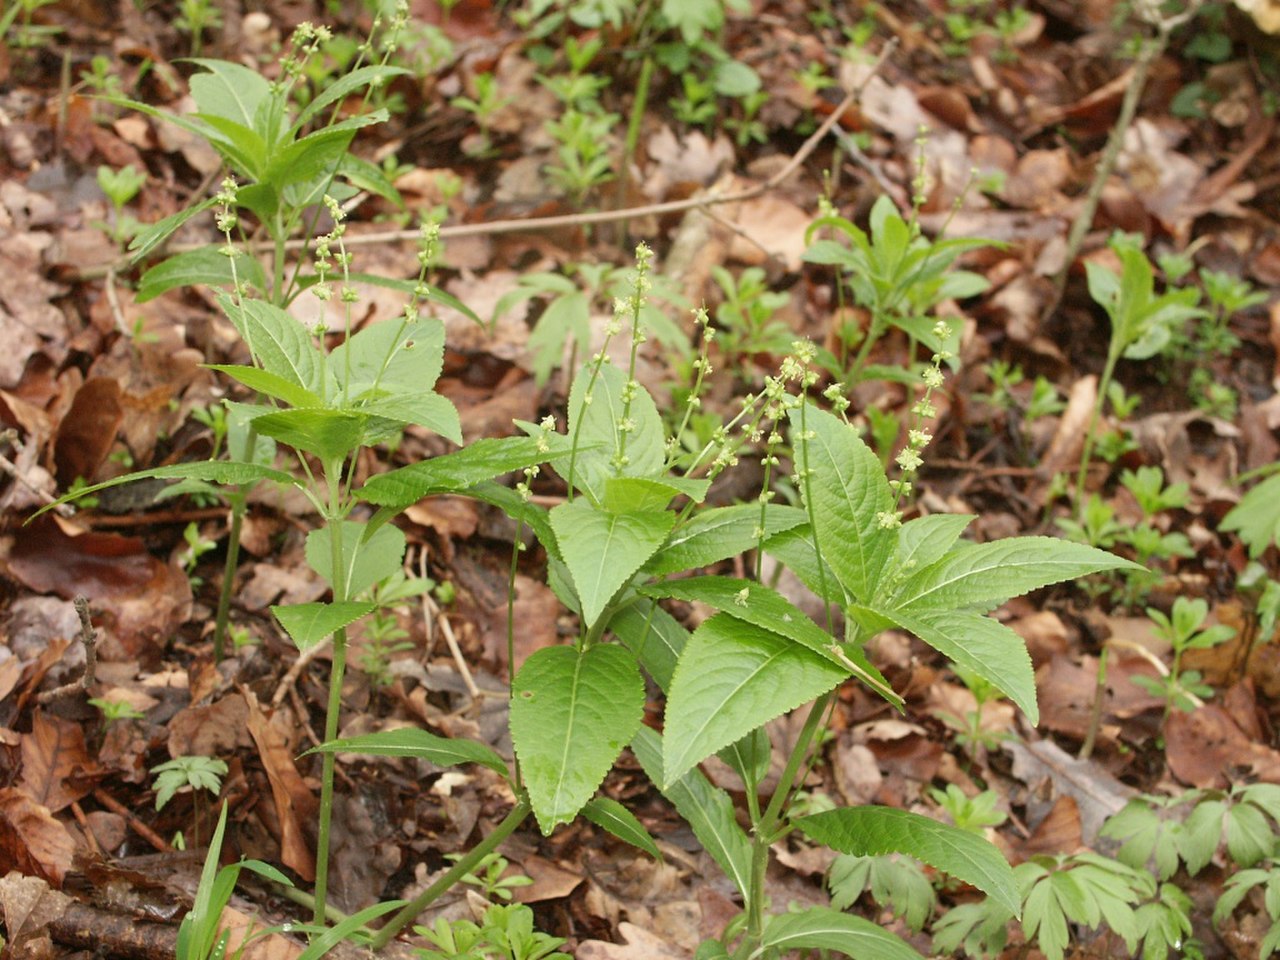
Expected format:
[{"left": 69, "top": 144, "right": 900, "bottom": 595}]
[{"left": 1132, "top": 596, "right": 1234, "bottom": 722}]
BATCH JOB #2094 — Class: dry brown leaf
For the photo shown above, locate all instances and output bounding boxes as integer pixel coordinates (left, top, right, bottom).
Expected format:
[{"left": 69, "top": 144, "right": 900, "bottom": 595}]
[
  {"left": 510, "top": 853, "right": 583, "bottom": 902},
  {"left": 1006, "top": 739, "right": 1134, "bottom": 844},
  {"left": 19, "top": 710, "right": 99, "bottom": 813},
  {"left": 1166, "top": 703, "right": 1280, "bottom": 787},
  {"left": 577, "top": 921, "right": 690, "bottom": 959},
  {"left": 244, "top": 690, "right": 316, "bottom": 882},
  {"left": 0, "top": 871, "right": 72, "bottom": 957},
  {"left": 167, "top": 692, "right": 253, "bottom": 758},
  {"left": 0, "top": 789, "right": 75, "bottom": 886}
]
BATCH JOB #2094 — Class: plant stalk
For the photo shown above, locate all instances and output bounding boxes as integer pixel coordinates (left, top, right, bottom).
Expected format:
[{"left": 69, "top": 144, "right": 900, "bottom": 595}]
[
  {"left": 369, "top": 800, "right": 532, "bottom": 949},
  {"left": 212, "top": 491, "right": 245, "bottom": 662},
  {"left": 740, "top": 693, "right": 833, "bottom": 954}
]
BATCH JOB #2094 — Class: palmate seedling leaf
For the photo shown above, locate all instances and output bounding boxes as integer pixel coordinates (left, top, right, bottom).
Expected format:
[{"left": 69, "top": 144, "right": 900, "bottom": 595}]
[
  {"left": 549, "top": 498, "right": 675, "bottom": 628},
  {"left": 881, "top": 607, "right": 1039, "bottom": 723},
  {"left": 644, "top": 503, "right": 807, "bottom": 576},
  {"left": 796, "top": 806, "right": 1021, "bottom": 917},
  {"left": 1222, "top": 472, "right": 1280, "bottom": 559},
  {"left": 631, "top": 726, "right": 751, "bottom": 897},
  {"left": 565, "top": 362, "right": 666, "bottom": 503},
  {"left": 31, "top": 460, "right": 297, "bottom": 519},
  {"left": 581, "top": 797, "right": 662, "bottom": 860},
  {"left": 661, "top": 614, "right": 849, "bottom": 787},
  {"left": 510, "top": 644, "right": 645, "bottom": 835},
  {"left": 760, "top": 906, "right": 925, "bottom": 960},
  {"left": 305, "top": 727, "right": 507, "bottom": 777},
  {"left": 792, "top": 403, "right": 895, "bottom": 605},
  {"left": 640, "top": 576, "right": 900, "bottom": 707},
  {"left": 272, "top": 601, "right": 375, "bottom": 651},
  {"left": 251, "top": 408, "right": 367, "bottom": 461},
  {"left": 305, "top": 521, "right": 405, "bottom": 599},
  {"left": 885, "top": 537, "right": 1142, "bottom": 613},
  {"left": 216, "top": 294, "right": 323, "bottom": 395},
  {"left": 358, "top": 435, "right": 576, "bottom": 508}
]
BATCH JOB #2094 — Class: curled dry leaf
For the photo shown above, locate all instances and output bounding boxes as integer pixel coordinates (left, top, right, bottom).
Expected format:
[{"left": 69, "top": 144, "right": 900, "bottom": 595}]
[
  {"left": 245, "top": 691, "right": 317, "bottom": 882},
  {"left": 0, "top": 789, "right": 75, "bottom": 886},
  {"left": 19, "top": 711, "right": 100, "bottom": 813}
]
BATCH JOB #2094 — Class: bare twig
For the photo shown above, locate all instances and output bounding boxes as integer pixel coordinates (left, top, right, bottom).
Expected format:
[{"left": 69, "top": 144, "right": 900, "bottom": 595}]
[
  {"left": 417, "top": 548, "right": 480, "bottom": 701},
  {"left": 0, "top": 429, "right": 73, "bottom": 517},
  {"left": 36, "top": 596, "right": 98, "bottom": 705}
]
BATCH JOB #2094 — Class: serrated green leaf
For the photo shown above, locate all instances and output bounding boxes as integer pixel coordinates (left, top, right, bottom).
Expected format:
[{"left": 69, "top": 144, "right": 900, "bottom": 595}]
[
  {"left": 306, "top": 521, "right": 405, "bottom": 598},
  {"left": 328, "top": 316, "right": 445, "bottom": 399},
  {"left": 466, "top": 481, "right": 560, "bottom": 563},
  {"left": 762, "top": 524, "right": 844, "bottom": 604},
  {"left": 796, "top": 807, "right": 1020, "bottom": 916},
  {"left": 891, "top": 513, "right": 974, "bottom": 577},
  {"left": 510, "top": 645, "right": 645, "bottom": 835},
  {"left": 1227, "top": 802, "right": 1274, "bottom": 867},
  {"left": 761, "top": 907, "right": 925, "bottom": 960},
  {"left": 128, "top": 198, "right": 220, "bottom": 263},
  {"left": 264, "top": 123, "right": 365, "bottom": 190},
  {"left": 305, "top": 727, "right": 507, "bottom": 776},
  {"left": 602, "top": 475, "right": 707, "bottom": 513},
  {"left": 610, "top": 599, "right": 688, "bottom": 692},
  {"left": 216, "top": 294, "right": 323, "bottom": 395},
  {"left": 272, "top": 600, "right": 375, "bottom": 651},
  {"left": 194, "top": 113, "right": 269, "bottom": 179},
  {"left": 550, "top": 498, "right": 675, "bottom": 628},
  {"left": 357, "top": 392, "right": 461, "bottom": 445},
  {"left": 1024, "top": 875, "right": 1070, "bottom": 960},
  {"left": 717, "top": 727, "right": 771, "bottom": 788},
  {"left": 564, "top": 362, "right": 666, "bottom": 502},
  {"left": 205, "top": 364, "right": 322, "bottom": 409},
  {"left": 640, "top": 576, "right": 900, "bottom": 706},
  {"left": 792, "top": 403, "right": 895, "bottom": 605},
  {"left": 581, "top": 797, "right": 661, "bottom": 859},
  {"left": 662, "top": 614, "right": 849, "bottom": 787},
  {"left": 645, "top": 504, "right": 807, "bottom": 576},
  {"left": 358, "top": 435, "right": 575, "bottom": 507},
  {"left": 631, "top": 726, "right": 751, "bottom": 897},
  {"left": 187, "top": 58, "right": 272, "bottom": 127},
  {"left": 527, "top": 290, "right": 589, "bottom": 386},
  {"left": 138, "top": 244, "right": 269, "bottom": 303},
  {"left": 345, "top": 272, "right": 481, "bottom": 327},
  {"left": 251, "top": 408, "right": 366, "bottom": 461},
  {"left": 882, "top": 607, "right": 1037, "bottom": 722},
  {"left": 887, "top": 537, "right": 1140, "bottom": 613}
]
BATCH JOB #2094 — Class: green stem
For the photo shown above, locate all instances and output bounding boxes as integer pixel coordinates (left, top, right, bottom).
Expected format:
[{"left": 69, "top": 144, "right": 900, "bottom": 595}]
[
  {"left": 212, "top": 491, "right": 245, "bottom": 663},
  {"left": 368, "top": 800, "right": 532, "bottom": 950},
  {"left": 613, "top": 53, "right": 654, "bottom": 240},
  {"left": 312, "top": 467, "right": 350, "bottom": 926},
  {"left": 741, "top": 693, "right": 832, "bottom": 953}
]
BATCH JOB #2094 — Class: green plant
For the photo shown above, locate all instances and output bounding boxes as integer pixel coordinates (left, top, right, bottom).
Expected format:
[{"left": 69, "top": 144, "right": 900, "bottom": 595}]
[
  {"left": 152, "top": 755, "right": 228, "bottom": 812},
  {"left": 450, "top": 72, "right": 512, "bottom": 157},
  {"left": 1077, "top": 232, "right": 1205, "bottom": 502},
  {"left": 1215, "top": 856, "right": 1280, "bottom": 957},
  {"left": 177, "top": 803, "right": 295, "bottom": 960},
  {"left": 179, "top": 521, "right": 218, "bottom": 590},
  {"left": 930, "top": 785, "right": 1007, "bottom": 835},
  {"left": 1132, "top": 596, "right": 1234, "bottom": 721},
  {"left": 805, "top": 193, "right": 992, "bottom": 388},
  {"left": 543, "top": 107, "right": 618, "bottom": 206},
  {"left": 89, "top": 697, "right": 146, "bottom": 723},
  {"left": 354, "top": 571, "right": 425, "bottom": 688},
  {"left": 934, "top": 851, "right": 1198, "bottom": 960},
  {"left": 2, "top": 0, "right": 59, "bottom": 49},
  {"left": 415, "top": 902, "right": 570, "bottom": 960},
  {"left": 95, "top": 164, "right": 147, "bottom": 246},
  {"left": 442, "top": 852, "right": 534, "bottom": 903},
  {"left": 491, "top": 261, "right": 688, "bottom": 386},
  {"left": 174, "top": 0, "right": 223, "bottom": 56},
  {"left": 936, "top": 663, "right": 1011, "bottom": 762},
  {"left": 710, "top": 266, "right": 793, "bottom": 379}
]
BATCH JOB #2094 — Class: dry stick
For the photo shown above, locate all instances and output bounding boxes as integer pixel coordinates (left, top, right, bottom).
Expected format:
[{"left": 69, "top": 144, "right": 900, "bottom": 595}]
[
  {"left": 1044, "top": 2, "right": 1203, "bottom": 323},
  {"left": 36, "top": 596, "right": 98, "bottom": 705},
  {"left": 417, "top": 548, "right": 480, "bottom": 701},
  {"left": 93, "top": 788, "right": 170, "bottom": 852},
  {"left": 0, "top": 429, "right": 73, "bottom": 517}
]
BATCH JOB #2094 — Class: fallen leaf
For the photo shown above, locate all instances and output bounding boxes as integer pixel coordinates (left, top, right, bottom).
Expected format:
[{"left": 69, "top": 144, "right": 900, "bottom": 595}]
[
  {"left": 1006, "top": 738, "right": 1134, "bottom": 844},
  {"left": 19, "top": 711, "right": 99, "bottom": 813},
  {"left": 244, "top": 691, "right": 316, "bottom": 882},
  {"left": 0, "top": 789, "right": 75, "bottom": 886},
  {"left": 1166, "top": 704, "right": 1280, "bottom": 788},
  {"left": 577, "top": 920, "right": 689, "bottom": 959},
  {"left": 0, "top": 871, "right": 72, "bottom": 956}
]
